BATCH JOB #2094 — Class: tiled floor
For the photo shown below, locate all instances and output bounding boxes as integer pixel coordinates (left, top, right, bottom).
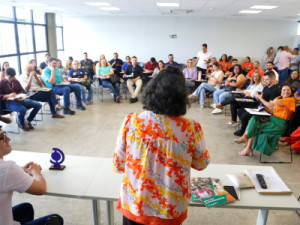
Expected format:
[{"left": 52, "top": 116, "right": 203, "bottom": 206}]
[{"left": 5, "top": 93, "right": 300, "bottom": 225}]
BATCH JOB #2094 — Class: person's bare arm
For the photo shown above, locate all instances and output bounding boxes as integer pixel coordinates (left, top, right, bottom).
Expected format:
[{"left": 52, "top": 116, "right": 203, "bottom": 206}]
[
  {"left": 24, "top": 75, "right": 33, "bottom": 92},
  {"left": 217, "top": 72, "right": 224, "bottom": 84},
  {"left": 25, "top": 163, "right": 46, "bottom": 195},
  {"left": 255, "top": 93, "right": 273, "bottom": 109},
  {"left": 230, "top": 74, "right": 245, "bottom": 87},
  {"left": 48, "top": 66, "right": 56, "bottom": 84}
]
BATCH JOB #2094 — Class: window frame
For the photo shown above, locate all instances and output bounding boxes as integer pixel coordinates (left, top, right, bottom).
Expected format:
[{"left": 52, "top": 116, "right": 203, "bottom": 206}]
[{"left": 0, "top": 6, "right": 48, "bottom": 74}]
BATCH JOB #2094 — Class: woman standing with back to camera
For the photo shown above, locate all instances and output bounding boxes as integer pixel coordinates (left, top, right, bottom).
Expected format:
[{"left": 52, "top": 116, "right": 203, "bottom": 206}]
[{"left": 113, "top": 66, "right": 210, "bottom": 225}]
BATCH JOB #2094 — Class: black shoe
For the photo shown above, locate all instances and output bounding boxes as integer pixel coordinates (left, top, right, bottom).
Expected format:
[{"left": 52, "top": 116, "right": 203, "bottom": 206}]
[
  {"left": 46, "top": 216, "right": 62, "bottom": 225},
  {"left": 63, "top": 108, "right": 75, "bottom": 115},
  {"left": 77, "top": 105, "right": 86, "bottom": 110},
  {"left": 129, "top": 97, "right": 134, "bottom": 103},
  {"left": 234, "top": 129, "right": 244, "bottom": 137},
  {"left": 133, "top": 97, "right": 138, "bottom": 103}
]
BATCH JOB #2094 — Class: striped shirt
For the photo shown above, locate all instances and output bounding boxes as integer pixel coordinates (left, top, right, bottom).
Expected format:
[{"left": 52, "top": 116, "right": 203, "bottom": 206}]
[{"left": 113, "top": 111, "right": 210, "bottom": 225}]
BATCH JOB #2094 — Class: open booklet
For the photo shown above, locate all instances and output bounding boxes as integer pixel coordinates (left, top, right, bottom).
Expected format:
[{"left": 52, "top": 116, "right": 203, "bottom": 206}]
[
  {"left": 245, "top": 108, "right": 271, "bottom": 116},
  {"left": 191, "top": 177, "right": 237, "bottom": 208},
  {"left": 244, "top": 169, "right": 292, "bottom": 194},
  {"left": 7, "top": 93, "right": 28, "bottom": 101}
]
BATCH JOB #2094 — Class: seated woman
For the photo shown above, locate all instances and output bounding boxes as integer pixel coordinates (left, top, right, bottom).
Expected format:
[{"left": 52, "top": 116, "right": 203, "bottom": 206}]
[
  {"left": 151, "top": 60, "right": 164, "bottom": 77},
  {"left": 217, "top": 71, "right": 263, "bottom": 125},
  {"left": 284, "top": 70, "right": 300, "bottom": 92},
  {"left": 65, "top": 57, "right": 73, "bottom": 73},
  {"left": 183, "top": 59, "right": 198, "bottom": 87},
  {"left": 113, "top": 66, "right": 210, "bottom": 225},
  {"left": 97, "top": 59, "right": 122, "bottom": 103},
  {"left": 57, "top": 59, "right": 67, "bottom": 78},
  {"left": 218, "top": 54, "right": 230, "bottom": 73},
  {"left": 212, "top": 64, "right": 245, "bottom": 114},
  {"left": 1, "top": 62, "right": 9, "bottom": 79},
  {"left": 235, "top": 84, "right": 295, "bottom": 156},
  {"left": 242, "top": 57, "right": 253, "bottom": 74},
  {"left": 189, "top": 62, "right": 224, "bottom": 108}
]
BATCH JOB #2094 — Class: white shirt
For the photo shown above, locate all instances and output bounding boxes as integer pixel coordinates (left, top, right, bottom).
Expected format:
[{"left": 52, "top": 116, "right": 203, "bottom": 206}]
[
  {"left": 0, "top": 160, "right": 33, "bottom": 225},
  {"left": 196, "top": 51, "right": 212, "bottom": 69},
  {"left": 210, "top": 70, "right": 223, "bottom": 89},
  {"left": 18, "top": 74, "right": 41, "bottom": 94},
  {"left": 246, "top": 83, "right": 264, "bottom": 98}
]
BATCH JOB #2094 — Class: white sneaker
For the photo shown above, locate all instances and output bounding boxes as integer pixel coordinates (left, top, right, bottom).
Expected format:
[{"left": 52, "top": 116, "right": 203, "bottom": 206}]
[
  {"left": 212, "top": 108, "right": 222, "bottom": 114},
  {"left": 210, "top": 104, "right": 216, "bottom": 108}
]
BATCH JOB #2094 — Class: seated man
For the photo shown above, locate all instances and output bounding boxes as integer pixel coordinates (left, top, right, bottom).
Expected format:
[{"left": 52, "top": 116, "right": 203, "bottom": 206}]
[
  {"left": 123, "top": 56, "right": 143, "bottom": 103},
  {"left": 165, "top": 54, "right": 179, "bottom": 67},
  {"left": 18, "top": 64, "right": 64, "bottom": 119},
  {"left": 265, "top": 61, "right": 279, "bottom": 81},
  {"left": 0, "top": 127, "right": 64, "bottom": 225},
  {"left": 0, "top": 68, "right": 42, "bottom": 131},
  {"left": 42, "top": 58, "right": 85, "bottom": 115},
  {"left": 225, "top": 59, "right": 247, "bottom": 77},
  {"left": 68, "top": 60, "right": 93, "bottom": 105},
  {"left": 246, "top": 61, "right": 264, "bottom": 79},
  {"left": 144, "top": 57, "right": 158, "bottom": 73},
  {"left": 109, "top": 52, "right": 123, "bottom": 75}
]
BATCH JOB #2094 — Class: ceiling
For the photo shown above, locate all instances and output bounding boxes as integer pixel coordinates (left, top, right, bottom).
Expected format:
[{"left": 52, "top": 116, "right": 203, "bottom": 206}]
[{"left": 1, "top": 0, "right": 300, "bottom": 21}]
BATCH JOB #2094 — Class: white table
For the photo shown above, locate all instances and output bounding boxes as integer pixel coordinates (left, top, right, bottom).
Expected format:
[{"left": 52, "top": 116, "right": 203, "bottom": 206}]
[{"left": 6, "top": 151, "right": 300, "bottom": 225}]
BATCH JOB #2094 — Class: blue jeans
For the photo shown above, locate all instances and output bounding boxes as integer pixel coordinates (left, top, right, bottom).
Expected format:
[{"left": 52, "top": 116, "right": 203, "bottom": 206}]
[
  {"left": 186, "top": 79, "right": 195, "bottom": 87},
  {"left": 193, "top": 83, "right": 217, "bottom": 106},
  {"left": 278, "top": 68, "right": 289, "bottom": 86},
  {"left": 213, "top": 89, "right": 233, "bottom": 104},
  {"left": 102, "top": 80, "right": 121, "bottom": 100},
  {"left": 78, "top": 84, "right": 93, "bottom": 103},
  {"left": 6, "top": 99, "right": 42, "bottom": 126},
  {"left": 13, "top": 203, "right": 63, "bottom": 225},
  {"left": 29, "top": 90, "right": 58, "bottom": 115},
  {"left": 52, "top": 84, "right": 81, "bottom": 108}
]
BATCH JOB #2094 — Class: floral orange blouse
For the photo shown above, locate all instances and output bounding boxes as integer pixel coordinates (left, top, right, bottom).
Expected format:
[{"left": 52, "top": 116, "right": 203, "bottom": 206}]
[{"left": 113, "top": 111, "right": 210, "bottom": 225}]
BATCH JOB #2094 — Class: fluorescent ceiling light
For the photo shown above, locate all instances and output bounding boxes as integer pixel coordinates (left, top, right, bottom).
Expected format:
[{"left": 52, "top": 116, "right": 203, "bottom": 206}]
[
  {"left": 85, "top": 2, "right": 110, "bottom": 6},
  {"left": 239, "top": 10, "right": 262, "bottom": 14},
  {"left": 18, "top": 2, "right": 48, "bottom": 7},
  {"left": 99, "top": 7, "right": 120, "bottom": 11},
  {"left": 157, "top": 3, "right": 179, "bottom": 7},
  {"left": 250, "top": 5, "right": 278, "bottom": 10}
]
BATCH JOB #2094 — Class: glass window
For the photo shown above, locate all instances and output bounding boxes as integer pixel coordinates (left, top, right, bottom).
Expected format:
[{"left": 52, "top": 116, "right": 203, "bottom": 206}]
[
  {"left": 56, "top": 27, "right": 63, "bottom": 50},
  {"left": 36, "top": 52, "right": 47, "bottom": 68},
  {"left": 34, "top": 25, "right": 47, "bottom": 51},
  {"left": 0, "top": 5, "right": 13, "bottom": 21},
  {"left": 18, "top": 24, "right": 33, "bottom": 53},
  {"left": 57, "top": 51, "right": 65, "bottom": 63},
  {"left": 56, "top": 15, "right": 62, "bottom": 26},
  {"left": 0, "top": 23, "right": 17, "bottom": 55},
  {"left": 20, "top": 54, "right": 34, "bottom": 74},
  {"left": 0, "top": 56, "right": 19, "bottom": 74},
  {"left": 16, "top": 8, "right": 32, "bottom": 22},
  {"left": 33, "top": 11, "right": 45, "bottom": 24}
]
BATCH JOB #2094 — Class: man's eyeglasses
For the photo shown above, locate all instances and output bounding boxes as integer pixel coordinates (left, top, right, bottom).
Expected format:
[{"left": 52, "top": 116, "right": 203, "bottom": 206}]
[{"left": 0, "top": 132, "right": 8, "bottom": 141}]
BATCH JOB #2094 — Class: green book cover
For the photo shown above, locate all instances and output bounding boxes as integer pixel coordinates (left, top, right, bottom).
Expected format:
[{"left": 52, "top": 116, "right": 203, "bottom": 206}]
[{"left": 191, "top": 177, "right": 236, "bottom": 208}]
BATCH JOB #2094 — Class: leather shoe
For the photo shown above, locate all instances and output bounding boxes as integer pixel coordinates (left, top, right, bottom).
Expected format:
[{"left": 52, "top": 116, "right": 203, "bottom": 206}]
[
  {"left": 63, "top": 108, "right": 75, "bottom": 115},
  {"left": 52, "top": 113, "right": 65, "bottom": 118},
  {"left": 19, "top": 124, "right": 30, "bottom": 131},
  {"left": 0, "top": 116, "right": 12, "bottom": 124},
  {"left": 26, "top": 121, "right": 34, "bottom": 129},
  {"left": 77, "top": 105, "right": 86, "bottom": 110}
]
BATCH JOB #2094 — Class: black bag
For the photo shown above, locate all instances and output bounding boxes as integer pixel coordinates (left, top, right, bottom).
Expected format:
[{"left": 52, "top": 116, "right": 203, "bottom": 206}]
[
  {"left": 81, "top": 80, "right": 92, "bottom": 91},
  {"left": 224, "top": 85, "right": 236, "bottom": 92},
  {"left": 110, "top": 74, "right": 120, "bottom": 83}
]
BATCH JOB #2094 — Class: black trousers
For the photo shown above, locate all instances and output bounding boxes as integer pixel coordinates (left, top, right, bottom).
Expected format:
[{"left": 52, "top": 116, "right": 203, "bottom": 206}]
[
  {"left": 230, "top": 100, "right": 258, "bottom": 122},
  {"left": 123, "top": 216, "right": 143, "bottom": 225},
  {"left": 237, "top": 108, "right": 253, "bottom": 133}
]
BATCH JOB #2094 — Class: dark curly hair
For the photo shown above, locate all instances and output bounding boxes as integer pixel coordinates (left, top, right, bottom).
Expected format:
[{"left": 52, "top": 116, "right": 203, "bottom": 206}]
[{"left": 142, "top": 65, "right": 189, "bottom": 116}]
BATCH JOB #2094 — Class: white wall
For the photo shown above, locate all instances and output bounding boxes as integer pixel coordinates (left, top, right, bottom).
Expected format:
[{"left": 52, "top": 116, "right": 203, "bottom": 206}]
[{"left": 63, "top": 16, "right": 298, "bottom": 65}]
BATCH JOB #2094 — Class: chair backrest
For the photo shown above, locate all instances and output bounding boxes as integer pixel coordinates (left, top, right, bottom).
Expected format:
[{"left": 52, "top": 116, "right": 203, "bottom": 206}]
[
  {"left": 138, "top": 62, "right": 145, "bottom": 68},
  {"left": 178, "top": 63, "right": 186, "bottom": 71}
]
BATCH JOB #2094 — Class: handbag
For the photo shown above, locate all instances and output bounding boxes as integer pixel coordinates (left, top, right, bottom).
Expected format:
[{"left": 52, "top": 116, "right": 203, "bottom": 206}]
[
  {"left": 110, "top": 74, "right": 120, "bottom": 84},
  {"left": 81, "top": 80, "right": 92, "bottom": 91},
  {"left": 224, "top": 85, "right": 236, "bottom": 92}
]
